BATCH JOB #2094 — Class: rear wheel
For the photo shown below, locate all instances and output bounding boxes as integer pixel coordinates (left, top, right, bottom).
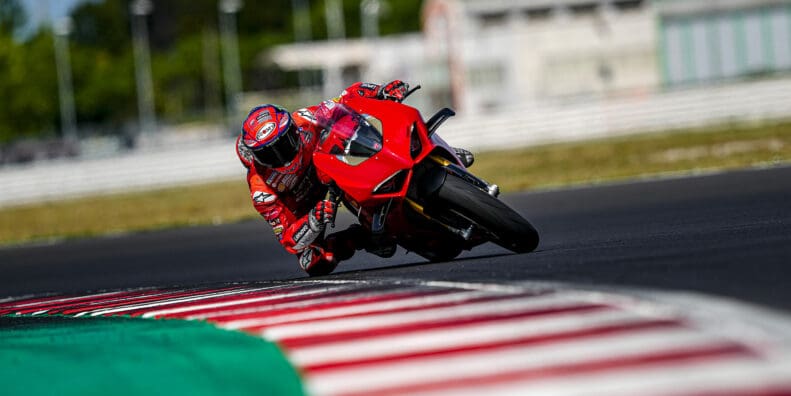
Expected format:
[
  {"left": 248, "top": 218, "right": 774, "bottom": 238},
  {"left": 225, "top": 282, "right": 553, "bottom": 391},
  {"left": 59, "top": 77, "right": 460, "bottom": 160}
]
[{"left": 435, "top": 173, "right": 539, "bottom": 253}]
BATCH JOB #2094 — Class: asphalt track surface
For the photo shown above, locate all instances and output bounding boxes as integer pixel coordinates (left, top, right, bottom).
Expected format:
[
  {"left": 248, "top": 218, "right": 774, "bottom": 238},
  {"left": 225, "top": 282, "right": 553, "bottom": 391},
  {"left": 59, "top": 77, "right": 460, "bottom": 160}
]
[{"left": 2, "top": 165, "right": 790, "bottom": 312}]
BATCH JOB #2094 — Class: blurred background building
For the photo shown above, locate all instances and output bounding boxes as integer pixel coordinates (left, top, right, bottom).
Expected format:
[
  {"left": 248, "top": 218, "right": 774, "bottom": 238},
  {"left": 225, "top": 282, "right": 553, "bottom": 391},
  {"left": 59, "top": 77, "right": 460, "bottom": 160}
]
[
  {"left": 1, "top": 0, "right": 790, "bottom": 205},
  {"left": 271, "top": 0, "right": 791, "bottom": 114}
]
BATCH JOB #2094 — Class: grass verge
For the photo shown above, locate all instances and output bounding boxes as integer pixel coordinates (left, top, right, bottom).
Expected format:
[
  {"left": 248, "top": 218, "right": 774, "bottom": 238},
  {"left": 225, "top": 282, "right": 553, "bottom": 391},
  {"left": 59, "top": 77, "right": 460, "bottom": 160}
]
[{"left": 1, "top": 120, "right": 790, "bottom": 246}]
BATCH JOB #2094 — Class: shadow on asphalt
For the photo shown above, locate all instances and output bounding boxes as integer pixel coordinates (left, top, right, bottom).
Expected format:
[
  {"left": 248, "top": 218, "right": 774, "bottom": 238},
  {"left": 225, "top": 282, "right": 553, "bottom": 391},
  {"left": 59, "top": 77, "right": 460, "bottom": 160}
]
[{"left": 328, "top": 251, "right": 517, "bottom": 277}]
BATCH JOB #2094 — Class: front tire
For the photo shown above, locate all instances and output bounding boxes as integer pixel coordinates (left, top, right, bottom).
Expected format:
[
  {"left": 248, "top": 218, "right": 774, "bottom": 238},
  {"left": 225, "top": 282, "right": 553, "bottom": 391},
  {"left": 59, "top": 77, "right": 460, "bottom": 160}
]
[{"left": 435, "top": 173, "right": 539, "bottom": 253}]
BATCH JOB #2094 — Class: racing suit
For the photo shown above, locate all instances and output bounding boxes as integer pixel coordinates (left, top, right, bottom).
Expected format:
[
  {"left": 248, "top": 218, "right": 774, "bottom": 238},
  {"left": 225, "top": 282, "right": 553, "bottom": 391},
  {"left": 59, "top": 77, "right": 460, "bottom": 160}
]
[{"left": 236, "top": 82, "right": 398, "bottom": 273}]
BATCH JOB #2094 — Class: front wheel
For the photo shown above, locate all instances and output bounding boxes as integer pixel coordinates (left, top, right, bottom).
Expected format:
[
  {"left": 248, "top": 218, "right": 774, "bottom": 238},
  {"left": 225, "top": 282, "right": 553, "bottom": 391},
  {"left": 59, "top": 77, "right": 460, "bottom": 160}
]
[{"left": 435, "top": 173, "right": 539, "bottom": 253}]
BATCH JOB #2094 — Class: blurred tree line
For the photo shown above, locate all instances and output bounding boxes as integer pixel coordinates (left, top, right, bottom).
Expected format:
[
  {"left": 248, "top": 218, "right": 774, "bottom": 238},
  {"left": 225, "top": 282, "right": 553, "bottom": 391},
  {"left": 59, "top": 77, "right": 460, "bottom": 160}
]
[{"left": 0, "top": 0, "right": 422, "bottom": 143}]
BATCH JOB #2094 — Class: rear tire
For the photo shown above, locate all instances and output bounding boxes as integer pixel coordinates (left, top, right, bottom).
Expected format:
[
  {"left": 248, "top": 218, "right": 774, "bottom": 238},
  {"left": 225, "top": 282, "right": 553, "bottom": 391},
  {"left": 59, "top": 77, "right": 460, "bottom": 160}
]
[{"left": 435, "top": 174, "right": 539, "bottom": 253}]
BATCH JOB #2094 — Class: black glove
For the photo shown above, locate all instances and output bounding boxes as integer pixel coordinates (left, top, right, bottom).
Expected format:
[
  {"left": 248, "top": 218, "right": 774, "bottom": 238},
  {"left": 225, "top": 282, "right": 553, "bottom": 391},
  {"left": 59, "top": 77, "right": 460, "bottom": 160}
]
[{"left": 377, "top": 80, "right": 409, "bottom": 102}]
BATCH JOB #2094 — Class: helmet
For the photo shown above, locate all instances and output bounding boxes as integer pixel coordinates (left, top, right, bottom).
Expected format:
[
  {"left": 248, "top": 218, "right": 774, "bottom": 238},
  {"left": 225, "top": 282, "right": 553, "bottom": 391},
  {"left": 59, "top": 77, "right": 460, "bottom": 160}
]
[{"left": 241, "top": 105, "right": 300, "bottom": 168}]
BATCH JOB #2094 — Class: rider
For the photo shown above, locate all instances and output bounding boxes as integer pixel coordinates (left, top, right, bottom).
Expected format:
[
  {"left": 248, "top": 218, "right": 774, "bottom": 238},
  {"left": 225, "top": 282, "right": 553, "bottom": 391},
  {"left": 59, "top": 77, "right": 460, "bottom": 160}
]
[{"left": 236, "top": 80, "right": 474, "bottom": 275}]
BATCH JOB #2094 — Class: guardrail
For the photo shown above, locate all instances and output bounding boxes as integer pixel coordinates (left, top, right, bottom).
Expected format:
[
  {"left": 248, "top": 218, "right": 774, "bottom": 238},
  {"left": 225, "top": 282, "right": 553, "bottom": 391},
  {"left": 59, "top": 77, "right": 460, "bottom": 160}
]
[{"left": 1, "top": 77, "right": 790, "bottom": 208}]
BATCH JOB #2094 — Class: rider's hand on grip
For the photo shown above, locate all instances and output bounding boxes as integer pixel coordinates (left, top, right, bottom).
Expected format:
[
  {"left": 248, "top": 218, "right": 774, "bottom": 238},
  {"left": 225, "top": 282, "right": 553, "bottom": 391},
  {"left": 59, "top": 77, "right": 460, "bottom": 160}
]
[
  {"left": 378, "top": 80, "right": 409, "bottom": 102},
  {"left": 309, "top": 200, "right": 337, "bottom": 232}
]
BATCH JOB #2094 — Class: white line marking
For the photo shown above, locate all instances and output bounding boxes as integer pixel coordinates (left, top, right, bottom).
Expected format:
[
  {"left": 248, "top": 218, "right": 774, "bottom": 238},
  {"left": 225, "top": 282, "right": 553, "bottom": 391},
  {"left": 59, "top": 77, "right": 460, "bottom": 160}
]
[
  {"left": 0, "top": 294, "right": 54, "bottom": 304},
  {"left": 187, "top": 287, "right": 428, "bottom": 320},
  {"left": 221, "top": 290, "right": 495, "bottom": 330},
  {"left": 289, "top": 309, "right": 662, "bottom": 367},
  {"left": 86, "top": 286, "right": 281, "bottom": 316},
  {"left": 412, "top": 357, "right": 791, "bottom": 396},
  {"left": 262, "top": 293, "right": 604, "bottom": 341},
  {"left": 140, "top": 285, "right": 353, "bottom": 318},
  {"left": 417, "top": 280, "right": 541, "bottom": 294},
  {"left": 305, "top": 328, "right": 733, "bottom": 395},
  {"left": 8, "top": 290, "right": 132, "bottom": 310},
  {"left": 69, "top": 289, "right": 215, "bottom": 317}
]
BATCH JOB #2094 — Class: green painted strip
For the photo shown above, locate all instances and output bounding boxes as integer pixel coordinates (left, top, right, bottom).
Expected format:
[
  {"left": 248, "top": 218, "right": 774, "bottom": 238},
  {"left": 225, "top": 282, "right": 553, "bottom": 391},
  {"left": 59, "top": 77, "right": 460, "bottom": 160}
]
[{"left": 0, "top": 315, "right": 305, "bottom": 396}]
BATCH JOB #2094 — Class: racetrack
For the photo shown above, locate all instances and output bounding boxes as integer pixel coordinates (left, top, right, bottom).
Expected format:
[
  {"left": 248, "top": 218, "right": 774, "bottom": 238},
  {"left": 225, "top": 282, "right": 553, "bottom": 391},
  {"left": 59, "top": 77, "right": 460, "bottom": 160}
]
[
  {"left": 2, "top": 165, "right": 790, "bottom": 312},
  {"left": 3, "top": 165, "right": 791, "bottom": 395}
]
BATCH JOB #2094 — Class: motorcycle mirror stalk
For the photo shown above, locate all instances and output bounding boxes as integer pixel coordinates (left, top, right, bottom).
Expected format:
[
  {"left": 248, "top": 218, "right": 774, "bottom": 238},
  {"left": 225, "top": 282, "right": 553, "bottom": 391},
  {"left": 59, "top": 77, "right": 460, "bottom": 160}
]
[{"left": 401, "top": 85, "right": 421, "bottom": 102}]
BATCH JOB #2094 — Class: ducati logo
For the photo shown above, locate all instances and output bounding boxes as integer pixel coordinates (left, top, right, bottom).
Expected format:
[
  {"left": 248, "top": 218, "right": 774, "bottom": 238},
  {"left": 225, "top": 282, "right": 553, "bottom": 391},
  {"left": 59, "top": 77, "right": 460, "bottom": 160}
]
[{"left": 256, "top": 122, "right": 277, "bottom": 141}]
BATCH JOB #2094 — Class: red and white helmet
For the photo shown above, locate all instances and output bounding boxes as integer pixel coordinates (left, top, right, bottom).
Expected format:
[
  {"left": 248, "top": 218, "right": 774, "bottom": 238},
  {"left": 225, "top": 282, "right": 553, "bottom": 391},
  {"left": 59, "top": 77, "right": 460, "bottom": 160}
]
[{"left": 241, "top": 105, "right": 300, "bottom": 168}]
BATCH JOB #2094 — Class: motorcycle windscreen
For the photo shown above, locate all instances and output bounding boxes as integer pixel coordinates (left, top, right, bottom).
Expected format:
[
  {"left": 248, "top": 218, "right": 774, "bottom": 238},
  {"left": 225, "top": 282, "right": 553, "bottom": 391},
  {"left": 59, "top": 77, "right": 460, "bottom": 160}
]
[{"left": 315, "top": 102, "right": 383, "bottom": 165}]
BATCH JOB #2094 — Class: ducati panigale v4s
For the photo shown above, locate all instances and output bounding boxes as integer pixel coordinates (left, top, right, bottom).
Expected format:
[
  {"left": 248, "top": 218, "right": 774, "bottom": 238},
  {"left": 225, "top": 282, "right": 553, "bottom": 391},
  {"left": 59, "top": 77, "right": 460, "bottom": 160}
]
[{"left": 311, "top": 86, "right": 539, "bottom": 275}]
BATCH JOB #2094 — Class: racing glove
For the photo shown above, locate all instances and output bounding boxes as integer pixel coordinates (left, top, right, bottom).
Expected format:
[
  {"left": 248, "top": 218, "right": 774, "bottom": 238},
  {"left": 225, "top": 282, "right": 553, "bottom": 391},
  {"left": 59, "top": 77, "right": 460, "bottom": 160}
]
[
  {"left": 308, "top": 199, "right": 337, "bottom": 233},
  {"left": 292, "top": 200, "right": 338, "bottom": 252},
  {"left": 377, "top": 80, "right": 410, "bottom": 102}
]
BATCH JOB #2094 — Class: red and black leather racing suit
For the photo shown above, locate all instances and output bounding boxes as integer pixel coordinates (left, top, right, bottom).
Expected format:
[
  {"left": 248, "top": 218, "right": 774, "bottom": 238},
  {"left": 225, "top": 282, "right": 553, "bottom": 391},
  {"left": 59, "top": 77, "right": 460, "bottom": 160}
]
[{"left": 235, "top": 82, "right": 393, "bottom": 271}]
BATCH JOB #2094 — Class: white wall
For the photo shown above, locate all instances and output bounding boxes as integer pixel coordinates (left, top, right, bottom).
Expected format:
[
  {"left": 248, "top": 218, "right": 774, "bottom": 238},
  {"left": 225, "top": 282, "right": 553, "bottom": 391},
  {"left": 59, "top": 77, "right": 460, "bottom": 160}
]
[
  {"left": 440, "top": 77, "right": 791, "bottom": 151},
  {"left": 1, "top": 77, "right": 789, "bottom": 207},
  {"left": 452, "top": 2, "right": 659, "bottom": 114}
]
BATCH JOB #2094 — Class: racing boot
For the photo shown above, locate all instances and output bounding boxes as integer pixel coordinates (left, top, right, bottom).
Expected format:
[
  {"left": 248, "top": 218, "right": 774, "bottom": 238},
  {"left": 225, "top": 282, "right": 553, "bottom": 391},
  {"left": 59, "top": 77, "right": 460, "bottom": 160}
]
[
  {"left": 327, "top": 224, "right": 397, "bottom": 259},
  {"left": 453, "top": 147, "right": 474, "bottom": 168},
  {"left": 324, "top": 224, "right": 368, "bottom": 261},
  {"left": 365, "top": 233, "right": 397, "bottom": 258},
  {"left": 298, "top": 246, "right": 338, "bottom": 277}
]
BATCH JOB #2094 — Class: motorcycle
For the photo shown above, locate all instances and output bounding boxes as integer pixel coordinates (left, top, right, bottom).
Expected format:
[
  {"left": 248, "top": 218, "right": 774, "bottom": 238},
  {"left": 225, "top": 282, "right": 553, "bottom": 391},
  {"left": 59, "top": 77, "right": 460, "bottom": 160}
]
[{"left": 310, "top": 86, "right": 539, "bottom": 275}]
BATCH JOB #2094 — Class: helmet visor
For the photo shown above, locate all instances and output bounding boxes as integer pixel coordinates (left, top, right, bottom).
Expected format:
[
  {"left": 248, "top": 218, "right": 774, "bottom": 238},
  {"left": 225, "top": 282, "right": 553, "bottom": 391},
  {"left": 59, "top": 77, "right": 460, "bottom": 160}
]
[{"left": 252, "top": 125, "right": 300, "bottom": 168}]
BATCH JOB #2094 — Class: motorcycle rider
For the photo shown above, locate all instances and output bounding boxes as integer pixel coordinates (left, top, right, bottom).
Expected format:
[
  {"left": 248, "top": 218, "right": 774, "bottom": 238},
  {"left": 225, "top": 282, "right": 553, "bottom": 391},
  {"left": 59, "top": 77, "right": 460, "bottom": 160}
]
[{"left": 236, "top": 80, "right": 474, "bottom": 275}]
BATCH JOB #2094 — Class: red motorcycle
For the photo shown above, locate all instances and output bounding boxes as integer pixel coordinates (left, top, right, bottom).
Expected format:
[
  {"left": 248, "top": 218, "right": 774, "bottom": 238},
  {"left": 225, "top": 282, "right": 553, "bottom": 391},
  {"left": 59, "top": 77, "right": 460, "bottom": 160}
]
[{"left": 311, "top": 87, "right": 539, "bottom": 273}]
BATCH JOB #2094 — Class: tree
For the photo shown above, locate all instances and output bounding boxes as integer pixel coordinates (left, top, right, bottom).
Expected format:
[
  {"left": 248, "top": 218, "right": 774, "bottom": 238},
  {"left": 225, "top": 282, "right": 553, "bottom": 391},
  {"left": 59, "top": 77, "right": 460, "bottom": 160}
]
[
  {"left": 0, "top": 0, "right": 25, "bottom": 37},
  {"left": 0, "top": 31, "right": 58, "bottom": 143},
  {"left": 70, "top": 0, "right": 130, "bottom": 54},
  {"left": 0, "top": 0, "right": 427, "bottom": 143}
]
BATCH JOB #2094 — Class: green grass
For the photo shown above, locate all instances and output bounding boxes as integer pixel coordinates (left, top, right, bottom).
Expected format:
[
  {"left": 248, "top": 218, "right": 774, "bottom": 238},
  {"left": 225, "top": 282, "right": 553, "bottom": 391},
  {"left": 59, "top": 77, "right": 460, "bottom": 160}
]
[
  {"left": 475, "top": 120, "right": 791, "bottom": 190},
  {"left": 1, "top": 120, "right": 790, "bottom": 246},
  {"left": 0, "top": 180, "right": 253, "bottom": 245}
]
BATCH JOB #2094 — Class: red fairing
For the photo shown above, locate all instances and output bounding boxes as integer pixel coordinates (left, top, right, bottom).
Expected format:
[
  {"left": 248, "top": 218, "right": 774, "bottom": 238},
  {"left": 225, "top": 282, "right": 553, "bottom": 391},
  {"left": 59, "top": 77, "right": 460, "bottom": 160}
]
[
  {"left": 237, "top": 82, "right": 387, "bottom": 255},
  {"left": 339, "top": 82, "right": 382, "bottom": 101},
  {"left": 311, "top": 94, "right": 462, "bottom": 236}
]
